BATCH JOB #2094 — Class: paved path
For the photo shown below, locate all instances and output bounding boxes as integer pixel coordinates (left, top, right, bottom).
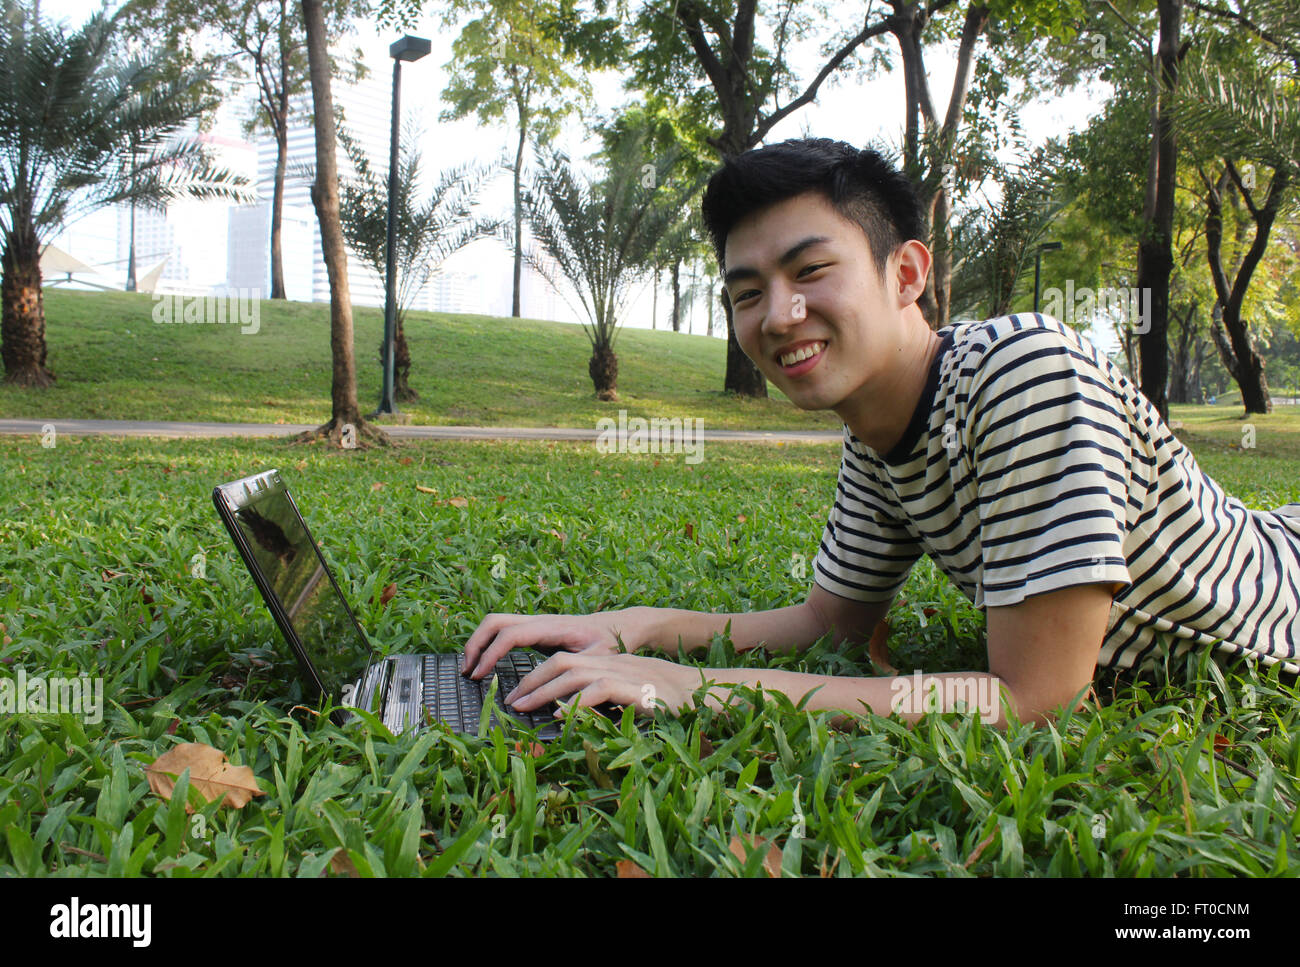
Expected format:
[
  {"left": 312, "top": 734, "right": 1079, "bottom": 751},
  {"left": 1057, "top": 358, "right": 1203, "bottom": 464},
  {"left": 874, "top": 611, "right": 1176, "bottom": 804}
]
[{"left": 0, "top": 418, "right": 841, "bottom": 444}]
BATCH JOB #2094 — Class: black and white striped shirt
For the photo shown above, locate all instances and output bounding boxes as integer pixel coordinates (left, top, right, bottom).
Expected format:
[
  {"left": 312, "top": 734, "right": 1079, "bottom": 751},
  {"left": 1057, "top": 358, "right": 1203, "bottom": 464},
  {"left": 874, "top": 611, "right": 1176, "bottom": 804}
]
[{"left": 813, "top": 313, "right": 1300, "bottom": 673}]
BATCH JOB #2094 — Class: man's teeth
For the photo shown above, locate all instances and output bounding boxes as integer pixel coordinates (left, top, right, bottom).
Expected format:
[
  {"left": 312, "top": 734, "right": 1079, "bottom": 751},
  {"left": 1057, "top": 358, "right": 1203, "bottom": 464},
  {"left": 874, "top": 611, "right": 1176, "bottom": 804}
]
[{"left": 780, "top": 342, "right": 825, "bottom": 367}]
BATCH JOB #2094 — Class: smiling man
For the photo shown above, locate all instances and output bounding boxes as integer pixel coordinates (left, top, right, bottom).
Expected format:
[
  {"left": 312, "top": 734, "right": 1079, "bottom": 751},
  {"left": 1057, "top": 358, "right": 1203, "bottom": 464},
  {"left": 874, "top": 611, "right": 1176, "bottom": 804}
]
[{"left": 462, "top": 137, "right": 1300, "bottom": 729}]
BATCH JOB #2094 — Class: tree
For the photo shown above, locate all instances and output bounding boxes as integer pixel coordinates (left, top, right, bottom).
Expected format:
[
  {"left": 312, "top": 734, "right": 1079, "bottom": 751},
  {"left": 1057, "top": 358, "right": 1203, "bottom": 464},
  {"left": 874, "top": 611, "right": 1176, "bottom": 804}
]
[
  {"left": 337, "top": 120, "right": 501, "bottom": 402},
  {"left": 124, "top": 0, "right": 368, "bottom": 300},
  {"left": 1176, "top": 2, "right": 1300, "bottom": 414},
  {"left": 299, "top": 0, "right": 385, "bottom": 447},
  {"left": 520, "top": 133, "right": 695, "bottom": 399},
  {"left": 0, "top": 2, "right": 248, "bottom": 387},
  {"left": 435, "top": 0, "right": 589, "bottom": 319}
]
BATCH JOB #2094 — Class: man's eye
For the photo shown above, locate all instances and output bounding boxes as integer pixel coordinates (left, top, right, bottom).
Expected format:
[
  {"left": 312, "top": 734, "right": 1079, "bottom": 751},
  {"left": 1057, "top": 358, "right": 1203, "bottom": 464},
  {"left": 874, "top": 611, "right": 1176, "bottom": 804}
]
[
  {"left": 733, "top": 290, "right": 759, "bottom": 304},
  {"left": 798, "top": 263, "right": 828, "bottom": 277}
]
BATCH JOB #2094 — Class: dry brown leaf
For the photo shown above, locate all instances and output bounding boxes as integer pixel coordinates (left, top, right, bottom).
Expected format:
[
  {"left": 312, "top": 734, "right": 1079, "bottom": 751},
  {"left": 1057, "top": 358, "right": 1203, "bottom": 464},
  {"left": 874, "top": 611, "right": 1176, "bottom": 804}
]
[
  {"left": 295, "top": 460, "right": 308, "bottom": 471},
  {"left": 728, "top": 834, "right": 782, "bottom": 877},
  {"left": 399, "top": 456, "right": 413, "bottom": 465},
  {"left": 616, "top": 860, "right": 652, "bottom": 878},
  {"left": 549, "top": 528, "right": 567, "bottom": 544},
  {"left": 328, "top": 849, "right": 360, "bottom": 878},
  {"left": 868, "top": 619, "right": 896, "bottom": 675},
  {"left": 698, "top": 734, "right": 715, "bottom": 758},
  {"left": 415, "top": 485, "right": 436, "bottom": 494},
  {"left": 448, "top": 497, "right": 469, "bottom": 508},
  {"left": 514, "top": 740, "right": 545, "bottom": 758},
  {"left": 146, "top": 742, "right": 265, "bottom": 812},
  {"left": 371, "top": 481, "right": 386, "bottom": 491},
  {"left": 964, "top": 830, "right": 996, "bottom": 869},
  {"left": 379, "top": 583, "right": 397, "bottom": 608},
  {"left": 736, "top": 514, "right": 747, "bottom": 524},
  {"left": 684, "top": 523, "right": 695, "bottom": 541}
]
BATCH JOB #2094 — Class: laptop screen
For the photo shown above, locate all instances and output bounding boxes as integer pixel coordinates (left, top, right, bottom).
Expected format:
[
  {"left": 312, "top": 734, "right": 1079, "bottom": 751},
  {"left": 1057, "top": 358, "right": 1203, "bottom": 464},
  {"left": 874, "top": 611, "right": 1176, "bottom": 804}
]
[{"left": 225, "top": 482, "right": 374, "bottom": 698}]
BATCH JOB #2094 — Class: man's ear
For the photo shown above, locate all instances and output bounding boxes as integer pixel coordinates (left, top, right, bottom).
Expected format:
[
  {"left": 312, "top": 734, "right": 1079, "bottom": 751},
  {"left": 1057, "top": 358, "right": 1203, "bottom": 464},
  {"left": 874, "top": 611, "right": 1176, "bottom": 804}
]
[{"left": 892, "top": 240, "right": 932, "bottom": 309}]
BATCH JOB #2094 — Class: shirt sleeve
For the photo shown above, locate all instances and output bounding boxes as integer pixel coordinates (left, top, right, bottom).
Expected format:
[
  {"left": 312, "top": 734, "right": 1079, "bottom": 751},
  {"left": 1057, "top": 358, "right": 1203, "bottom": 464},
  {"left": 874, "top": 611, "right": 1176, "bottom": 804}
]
[
  {"left": 813, "top": 428, "right": 924, "bottom": 602},
  {"left": 968, "top": 329, "right": 1133, "bottom": 608}
]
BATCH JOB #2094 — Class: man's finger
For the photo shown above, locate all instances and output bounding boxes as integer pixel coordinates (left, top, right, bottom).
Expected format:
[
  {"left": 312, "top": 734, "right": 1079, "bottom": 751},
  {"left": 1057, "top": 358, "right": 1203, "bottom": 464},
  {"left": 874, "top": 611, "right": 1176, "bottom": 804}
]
[{"left": 462, "top": 614, "right": 525, "bottom": 673}]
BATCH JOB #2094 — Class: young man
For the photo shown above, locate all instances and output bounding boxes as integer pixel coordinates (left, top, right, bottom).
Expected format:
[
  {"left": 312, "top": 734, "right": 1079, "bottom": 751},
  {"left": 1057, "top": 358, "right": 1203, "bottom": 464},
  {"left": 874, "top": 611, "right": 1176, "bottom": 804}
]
[{"left": 462, "top": 138, "right": 1300, "bottom": 728}]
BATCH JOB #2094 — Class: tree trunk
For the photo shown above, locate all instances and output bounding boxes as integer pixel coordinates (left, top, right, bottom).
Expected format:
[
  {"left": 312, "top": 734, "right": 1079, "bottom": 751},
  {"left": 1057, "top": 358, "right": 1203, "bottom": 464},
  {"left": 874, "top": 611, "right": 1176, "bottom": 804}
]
[
  {"left": 1136, "top": 0, "right": 1182, "bottom": 423},
  {"left": 394, "top": 310, "right": 417, "bottom": 402},
  {"left": 299, "top": 0, "right": 382, "bottom": 447},
  {"left": 512, "top": 116, "right": 526, "bottom": 318},
  {"left": 651, "top": 265, "right": 658, "bottom": 330},
  {"left": 722, "top": 286, "right": 766, "bottom": 397},
  {"left": 671, "top": 261, "right": 681, "bottom": 332},
  {"left": 126, "top": 200, "right": 137, "bottom": 292},
  {"left": 270, "top": 121, "right": 288, "bottom": 299},
  {"left": 589, "top": 343, "right": 618, "bottom": 401},
  {"left": 1, "top": 219, "right": 54, "bottom": 388}
]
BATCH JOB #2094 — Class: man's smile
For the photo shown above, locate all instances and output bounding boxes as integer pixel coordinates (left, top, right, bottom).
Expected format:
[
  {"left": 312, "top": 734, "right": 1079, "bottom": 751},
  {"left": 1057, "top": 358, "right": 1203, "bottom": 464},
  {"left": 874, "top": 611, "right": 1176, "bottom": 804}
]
[{"left": 776, "top": 339, "right": 828, "bottom": 375}]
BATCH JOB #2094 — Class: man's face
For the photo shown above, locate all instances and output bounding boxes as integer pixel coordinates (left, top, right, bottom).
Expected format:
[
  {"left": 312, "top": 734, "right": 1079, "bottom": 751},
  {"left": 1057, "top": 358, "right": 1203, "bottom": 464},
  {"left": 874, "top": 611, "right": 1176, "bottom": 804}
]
[{"left": 723, "top": 191, "right": 904, "bottom": 413}]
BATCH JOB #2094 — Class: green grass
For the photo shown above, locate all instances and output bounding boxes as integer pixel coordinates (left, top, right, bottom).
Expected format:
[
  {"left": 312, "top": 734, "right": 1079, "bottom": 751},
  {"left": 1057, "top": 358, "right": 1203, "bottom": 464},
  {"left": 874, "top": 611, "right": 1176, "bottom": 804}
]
[
  {"left": 1, "top": 433, "right": 1297, "bottom": 877},
  {"left": 0, "top": 288, "right": 840, "bottom": 431}
]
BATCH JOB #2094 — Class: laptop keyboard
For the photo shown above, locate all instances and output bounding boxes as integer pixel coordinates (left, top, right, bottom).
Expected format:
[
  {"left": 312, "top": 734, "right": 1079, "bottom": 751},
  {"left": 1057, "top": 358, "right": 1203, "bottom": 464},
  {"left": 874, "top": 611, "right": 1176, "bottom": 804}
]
[{"left": 423, "top": 651, "right": 560, "bottom": 738}]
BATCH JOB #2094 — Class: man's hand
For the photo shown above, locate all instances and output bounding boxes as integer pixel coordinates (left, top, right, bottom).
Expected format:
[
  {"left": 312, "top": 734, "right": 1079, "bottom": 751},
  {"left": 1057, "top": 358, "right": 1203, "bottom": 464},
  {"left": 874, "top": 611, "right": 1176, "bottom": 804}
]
[
  {"left": 503, "top": 651, "right": 704, "bottom": 718},
  {"left": 461, "top": 609, "right": 652, "bottom": 678}
]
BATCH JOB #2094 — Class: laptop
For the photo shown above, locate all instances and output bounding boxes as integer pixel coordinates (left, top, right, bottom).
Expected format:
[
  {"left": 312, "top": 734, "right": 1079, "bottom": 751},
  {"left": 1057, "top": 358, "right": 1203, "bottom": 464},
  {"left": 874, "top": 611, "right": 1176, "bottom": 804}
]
[{"left": 213, "top": 468, "right": 573, "bottom": 738}]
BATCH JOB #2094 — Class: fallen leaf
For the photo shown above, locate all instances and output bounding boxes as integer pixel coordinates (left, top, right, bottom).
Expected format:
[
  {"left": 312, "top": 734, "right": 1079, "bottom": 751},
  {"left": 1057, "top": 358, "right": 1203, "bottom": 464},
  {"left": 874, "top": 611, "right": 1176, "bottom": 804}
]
[
  {"left": 963, "top": 830, "right": 996, "bottom": 869},
  {"left": 868, "top": 619, "right": 896, "bottom": 675},
  {"left": 415, "top": 485, "right": 436, "bottom": 494},
  {"left": 101, "top": 568, "right": 126, "bottom": 582},
  {"left": 448, "top": 497, "right": 469, "bottom": 508},
  {"left": 684, "top": 523, "right": 695, "bottom": 542},
  {"left": 616, "top": 860, "right": 652, "bottom": 878},
  {"left": 295, "top": 460, "right": 308, "bottom": 471},
  {"left": 584, "top": 740, "right": 614, "bottom": 790},
  {"left": 328, "top": 849, "right": 360, "bottom": 878},
  {"left": 399, "top": 456, "right": 413, "bottom": 465},
  {"left": 146, "top": 742, "right": 265, "bottom": 812},
  {"left": 736, "top": 514, "right": 747, "bottom": 524},
  {"left": 1213, "top": 733, "right": 1231, "bottom": 752},
  {"left": 728, "top": 834, "right": 782, "bottom": 877},
  {"left": 166, "top": 719, "right": 180, "bottom": 736},
  {"left": 379, "top": 583, "right": 397, "bottom": 608},
  {"left": 371, "top": 481, "right": 385, "bottom": 491},
  {"left": 698, "top": 734, "right": 715, "bottom": 758},
  {"left": 514, "top": 740, "right": 545, "bottom": 758},
  {"left": 549, "top": 528, "right": 567, "bottom": 543}
]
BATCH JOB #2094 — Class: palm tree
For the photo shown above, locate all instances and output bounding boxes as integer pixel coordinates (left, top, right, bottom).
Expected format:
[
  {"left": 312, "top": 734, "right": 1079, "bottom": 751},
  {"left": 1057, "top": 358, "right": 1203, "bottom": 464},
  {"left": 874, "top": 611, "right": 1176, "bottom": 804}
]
[
  {"left": 520, "top": 135, "right": 694, "bottom": 400},
  {"left": 0, "top": 2, "right": 249, "bottom": 387},
  {"left": 336, "top": 120, "right": 502, "bottom": 402}
]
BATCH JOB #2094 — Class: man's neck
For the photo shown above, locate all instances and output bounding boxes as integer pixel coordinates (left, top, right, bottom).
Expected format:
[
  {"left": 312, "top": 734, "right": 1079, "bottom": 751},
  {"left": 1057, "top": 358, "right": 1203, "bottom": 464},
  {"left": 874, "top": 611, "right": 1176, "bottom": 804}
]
[{"left": 836, "top": 322, "right": 944, "bottom": 455}]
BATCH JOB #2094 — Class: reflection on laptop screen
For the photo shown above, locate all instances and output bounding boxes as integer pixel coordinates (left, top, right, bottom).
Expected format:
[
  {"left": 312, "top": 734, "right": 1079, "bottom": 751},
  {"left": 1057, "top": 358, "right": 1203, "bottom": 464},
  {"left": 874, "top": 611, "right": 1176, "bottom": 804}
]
[{"left": 231, "top": 489, "right": 372, "bottom": 697}]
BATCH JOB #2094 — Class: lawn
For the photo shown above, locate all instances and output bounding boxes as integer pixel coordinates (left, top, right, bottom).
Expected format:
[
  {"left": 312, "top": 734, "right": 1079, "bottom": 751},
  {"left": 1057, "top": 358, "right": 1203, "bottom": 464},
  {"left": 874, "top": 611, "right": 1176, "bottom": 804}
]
[
  {"left": 1, "top": 432, "right": 1297, "bottom": 877},
  {"left": 0, "top": 288, "right": 841, "bottom": 431}
]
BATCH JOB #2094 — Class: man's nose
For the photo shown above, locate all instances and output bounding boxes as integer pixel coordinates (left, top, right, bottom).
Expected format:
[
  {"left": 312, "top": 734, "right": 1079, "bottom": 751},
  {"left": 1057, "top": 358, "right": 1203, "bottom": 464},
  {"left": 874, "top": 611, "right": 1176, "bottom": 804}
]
[{"left": 763, "top": 280, "right": 804, "bottom": 336}]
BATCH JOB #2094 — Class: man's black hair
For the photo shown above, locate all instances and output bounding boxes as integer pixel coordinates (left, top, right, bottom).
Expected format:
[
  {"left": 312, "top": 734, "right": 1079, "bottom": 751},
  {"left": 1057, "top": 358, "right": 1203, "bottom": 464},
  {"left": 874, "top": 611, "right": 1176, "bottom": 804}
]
[{"left": 700, "top": 138, "right": 927, "bottom": 282}]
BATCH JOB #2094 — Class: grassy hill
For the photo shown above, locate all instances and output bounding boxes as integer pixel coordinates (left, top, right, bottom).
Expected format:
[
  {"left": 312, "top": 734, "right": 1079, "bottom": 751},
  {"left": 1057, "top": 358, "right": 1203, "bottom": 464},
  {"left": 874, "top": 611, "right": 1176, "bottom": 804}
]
[{"left": 0, "top": 289, "right": 842, "bottom": 431}]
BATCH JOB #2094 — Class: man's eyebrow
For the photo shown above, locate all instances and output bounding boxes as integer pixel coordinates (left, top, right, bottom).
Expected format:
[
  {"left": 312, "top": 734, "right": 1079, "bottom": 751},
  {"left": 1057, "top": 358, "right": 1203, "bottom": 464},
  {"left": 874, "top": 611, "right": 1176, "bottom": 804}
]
[{"left": 723, "top": 235, "right": 833, "bottom": 286}]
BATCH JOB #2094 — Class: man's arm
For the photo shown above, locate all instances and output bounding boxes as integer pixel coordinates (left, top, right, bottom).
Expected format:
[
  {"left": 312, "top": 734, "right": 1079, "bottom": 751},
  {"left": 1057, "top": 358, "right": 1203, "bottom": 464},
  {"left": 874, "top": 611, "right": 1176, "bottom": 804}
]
[
  {"left": 463, "top": 583, "right": 891, "bottom": 675},
  {"left": 636, "top": 582, "right": 893, "bottom": 656},
  {"left": 690, "top": 582, "right": 1115, "bottom": 727}
]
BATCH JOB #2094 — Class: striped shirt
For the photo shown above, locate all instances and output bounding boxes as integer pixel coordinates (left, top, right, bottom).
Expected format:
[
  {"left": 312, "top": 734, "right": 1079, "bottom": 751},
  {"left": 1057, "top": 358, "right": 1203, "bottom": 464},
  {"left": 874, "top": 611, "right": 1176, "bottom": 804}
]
[{"left": 813, "top": 313, "right": 1300, "bottom": 674}]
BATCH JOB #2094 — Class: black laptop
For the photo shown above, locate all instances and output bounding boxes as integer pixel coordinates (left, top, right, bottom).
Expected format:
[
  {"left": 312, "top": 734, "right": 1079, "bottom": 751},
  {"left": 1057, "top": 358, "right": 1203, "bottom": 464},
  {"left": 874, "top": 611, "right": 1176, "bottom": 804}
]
[{"left": 213, "top": 468, "right": 565, "bottom": 738}]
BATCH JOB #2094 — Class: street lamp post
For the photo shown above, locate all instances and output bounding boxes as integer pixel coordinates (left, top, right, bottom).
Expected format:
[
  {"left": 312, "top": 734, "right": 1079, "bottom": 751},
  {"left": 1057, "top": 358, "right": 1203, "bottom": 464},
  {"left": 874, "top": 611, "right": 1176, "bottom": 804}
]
[
  {"left": 1032, "top": 241, "right": 1063, "bottom": 314},
  {"left": 373, "top": 34, "right": 431, "bottom": 417}
]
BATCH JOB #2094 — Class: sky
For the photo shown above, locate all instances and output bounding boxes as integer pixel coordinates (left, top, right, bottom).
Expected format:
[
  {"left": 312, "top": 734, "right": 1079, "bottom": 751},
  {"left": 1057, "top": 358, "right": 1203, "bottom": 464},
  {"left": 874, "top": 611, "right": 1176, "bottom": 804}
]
[{"left": 39, "top": 0, "right": 1114, "bottom": 349}]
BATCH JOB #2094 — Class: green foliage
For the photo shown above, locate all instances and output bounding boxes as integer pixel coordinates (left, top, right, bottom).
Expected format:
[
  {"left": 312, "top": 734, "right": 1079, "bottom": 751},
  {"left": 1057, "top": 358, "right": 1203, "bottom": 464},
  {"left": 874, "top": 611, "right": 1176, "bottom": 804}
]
[
  {"left": 0, "top": 1, "right": 249, "bottom": 240},
  {"left": 0, "top": 433, "right": 1297, "bottom": 876}
]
